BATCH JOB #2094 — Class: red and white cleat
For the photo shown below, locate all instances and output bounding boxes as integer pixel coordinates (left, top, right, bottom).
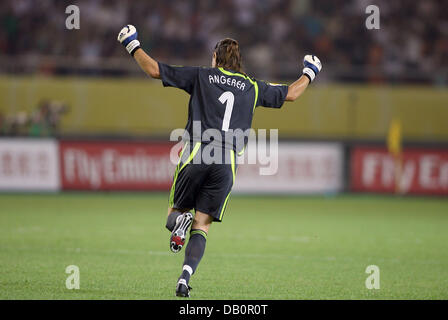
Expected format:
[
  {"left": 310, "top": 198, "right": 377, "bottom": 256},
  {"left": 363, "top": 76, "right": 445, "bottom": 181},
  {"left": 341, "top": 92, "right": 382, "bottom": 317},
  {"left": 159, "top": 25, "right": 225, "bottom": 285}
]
[{"left": 170, "top": 212, "right": 193, "bottom": 253}]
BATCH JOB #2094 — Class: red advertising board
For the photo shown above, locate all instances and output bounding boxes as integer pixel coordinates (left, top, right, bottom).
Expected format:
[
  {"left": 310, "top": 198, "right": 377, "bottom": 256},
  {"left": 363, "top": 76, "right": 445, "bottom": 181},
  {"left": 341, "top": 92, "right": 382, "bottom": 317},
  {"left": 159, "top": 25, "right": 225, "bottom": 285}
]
[
  {"left": 59, "top": 141, "right": 345, "bottom": 193},
  {"left": 351, "top": 147, "right": 448, "bottom": 195},
  {"left": 59, "top": 141, "right": 177, "bottom": 190}
]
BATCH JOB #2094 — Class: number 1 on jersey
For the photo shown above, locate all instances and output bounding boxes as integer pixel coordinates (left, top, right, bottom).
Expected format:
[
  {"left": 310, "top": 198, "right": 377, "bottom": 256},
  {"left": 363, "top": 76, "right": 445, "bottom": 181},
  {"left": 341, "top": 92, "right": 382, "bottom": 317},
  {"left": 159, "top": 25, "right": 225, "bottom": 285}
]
[{"left": 218, "top": 91, "right": 234, "bottom": 131}]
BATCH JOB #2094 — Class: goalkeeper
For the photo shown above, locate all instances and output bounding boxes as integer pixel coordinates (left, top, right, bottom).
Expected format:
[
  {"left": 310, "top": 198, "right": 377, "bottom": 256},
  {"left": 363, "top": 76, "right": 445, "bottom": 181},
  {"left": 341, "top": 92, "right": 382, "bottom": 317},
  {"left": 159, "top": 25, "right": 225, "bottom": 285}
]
[{"left": 118, "top": 25, "right": 322, "bottom": 297}]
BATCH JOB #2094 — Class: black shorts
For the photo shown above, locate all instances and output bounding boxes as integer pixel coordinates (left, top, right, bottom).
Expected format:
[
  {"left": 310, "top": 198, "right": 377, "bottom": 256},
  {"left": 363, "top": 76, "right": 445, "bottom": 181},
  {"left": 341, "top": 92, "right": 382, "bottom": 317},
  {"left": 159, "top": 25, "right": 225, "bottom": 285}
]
[{"left": 169, "top": 142, "right": 237, "bottom": 222}]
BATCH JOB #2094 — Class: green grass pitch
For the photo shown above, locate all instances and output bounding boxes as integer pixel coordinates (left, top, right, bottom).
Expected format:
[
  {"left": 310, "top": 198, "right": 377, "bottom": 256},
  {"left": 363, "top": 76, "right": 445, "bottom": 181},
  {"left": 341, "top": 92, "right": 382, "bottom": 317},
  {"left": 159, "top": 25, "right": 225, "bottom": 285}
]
[{"left": 0, "top": 193, "right": 447, "bottom": 299}]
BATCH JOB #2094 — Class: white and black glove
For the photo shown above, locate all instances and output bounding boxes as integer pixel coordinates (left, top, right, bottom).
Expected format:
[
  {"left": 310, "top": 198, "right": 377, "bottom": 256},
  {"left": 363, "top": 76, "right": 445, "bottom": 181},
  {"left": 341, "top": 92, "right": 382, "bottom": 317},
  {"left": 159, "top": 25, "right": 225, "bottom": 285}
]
[
  {"left": 302, "top": 55, "right": 322, "bottom": 82},
  {"left": 117, "top": 25, "right": 141, "bottom": 56}
]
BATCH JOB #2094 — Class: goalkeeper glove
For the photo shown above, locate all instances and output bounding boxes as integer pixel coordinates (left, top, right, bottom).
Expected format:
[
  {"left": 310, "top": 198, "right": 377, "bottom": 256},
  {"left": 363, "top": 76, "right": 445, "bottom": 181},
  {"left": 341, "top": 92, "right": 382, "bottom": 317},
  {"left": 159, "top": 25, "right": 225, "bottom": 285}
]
[
  {"left": 117, "top": 25, "right": 141, "bottom": 56},
  {"left": 302, "top": 55, "right": 322, "bottom": 82}
]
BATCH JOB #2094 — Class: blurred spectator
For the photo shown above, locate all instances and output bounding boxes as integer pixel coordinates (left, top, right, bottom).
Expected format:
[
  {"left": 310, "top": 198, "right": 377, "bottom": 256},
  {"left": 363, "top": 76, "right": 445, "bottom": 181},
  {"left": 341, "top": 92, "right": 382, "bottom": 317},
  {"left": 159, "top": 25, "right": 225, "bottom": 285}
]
[
  {"left": 0, "top": 0, "right": 446, "bottom": 83},
  {"left": 0, "top": 100, "right": 69, "bottom": 137},
  {"left": 3, "top": 111, "right": 29, "bottom": 136}
]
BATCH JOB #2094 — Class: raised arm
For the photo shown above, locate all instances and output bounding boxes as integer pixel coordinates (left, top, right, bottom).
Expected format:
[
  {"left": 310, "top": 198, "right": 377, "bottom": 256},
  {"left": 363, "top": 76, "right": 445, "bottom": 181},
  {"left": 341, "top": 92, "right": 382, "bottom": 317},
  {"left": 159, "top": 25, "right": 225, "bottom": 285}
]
[
  {"left": 285, "top": 55, "right": 322, "bottom": 102},
  {"left": 285, "top": 76, "right": 310, "bottom": 101},
  {"left": 117, "top": 25, "right": 160, "bottom": 79},
  {"left": 133, "top": 49, "right": 160, "bottom": 79}
]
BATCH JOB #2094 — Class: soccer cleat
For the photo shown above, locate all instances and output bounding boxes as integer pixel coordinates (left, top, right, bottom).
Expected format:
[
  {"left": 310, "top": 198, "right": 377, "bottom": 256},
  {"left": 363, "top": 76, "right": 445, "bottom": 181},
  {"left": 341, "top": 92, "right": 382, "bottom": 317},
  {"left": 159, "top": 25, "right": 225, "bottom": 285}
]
[
  {"left": 170, "top": 211, "right": 193, "bottom": 253},
  {"left": 175, "top": 279, "right": 192, "bottom": 298}
]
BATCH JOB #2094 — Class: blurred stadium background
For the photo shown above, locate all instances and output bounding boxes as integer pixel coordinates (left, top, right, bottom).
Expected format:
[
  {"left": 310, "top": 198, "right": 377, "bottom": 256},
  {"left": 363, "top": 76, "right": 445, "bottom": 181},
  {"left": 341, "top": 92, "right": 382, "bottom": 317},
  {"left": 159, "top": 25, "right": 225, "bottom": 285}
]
[{"left": 0, "top": 0, "right": 447, "bottom": 299}]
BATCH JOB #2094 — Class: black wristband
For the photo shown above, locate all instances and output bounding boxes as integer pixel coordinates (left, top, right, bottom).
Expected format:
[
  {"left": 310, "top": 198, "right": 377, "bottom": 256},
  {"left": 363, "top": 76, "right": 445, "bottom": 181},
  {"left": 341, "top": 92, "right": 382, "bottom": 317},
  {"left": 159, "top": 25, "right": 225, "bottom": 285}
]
[
  {"left": 303, "top": 73, "right": 312, "bottom": 83},
  {"left": 130, "top": 46, "right": 141, "bottom": 57}
]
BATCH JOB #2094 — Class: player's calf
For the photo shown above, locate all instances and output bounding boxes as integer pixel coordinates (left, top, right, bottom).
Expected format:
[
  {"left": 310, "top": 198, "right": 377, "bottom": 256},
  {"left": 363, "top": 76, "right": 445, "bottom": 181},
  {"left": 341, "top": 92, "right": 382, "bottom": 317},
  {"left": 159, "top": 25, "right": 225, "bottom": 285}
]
[{"left": 166, "top": 211, "right": 182, "bottom": 232}]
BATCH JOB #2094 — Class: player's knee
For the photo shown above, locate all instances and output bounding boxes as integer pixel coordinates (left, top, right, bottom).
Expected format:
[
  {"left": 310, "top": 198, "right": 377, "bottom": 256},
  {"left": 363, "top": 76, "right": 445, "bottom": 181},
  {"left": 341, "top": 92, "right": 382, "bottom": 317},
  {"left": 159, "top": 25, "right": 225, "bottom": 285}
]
[{"left": 191, "top": 219, "right": 212, "bottom": 233}]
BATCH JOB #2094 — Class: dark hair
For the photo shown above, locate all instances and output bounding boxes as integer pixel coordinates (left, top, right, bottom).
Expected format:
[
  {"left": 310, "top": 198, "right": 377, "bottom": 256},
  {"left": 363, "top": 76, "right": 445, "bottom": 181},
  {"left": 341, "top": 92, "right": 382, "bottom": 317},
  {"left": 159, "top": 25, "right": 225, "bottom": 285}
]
[{"left": 214, "top": 38, "right": 244, "bottom": 74}]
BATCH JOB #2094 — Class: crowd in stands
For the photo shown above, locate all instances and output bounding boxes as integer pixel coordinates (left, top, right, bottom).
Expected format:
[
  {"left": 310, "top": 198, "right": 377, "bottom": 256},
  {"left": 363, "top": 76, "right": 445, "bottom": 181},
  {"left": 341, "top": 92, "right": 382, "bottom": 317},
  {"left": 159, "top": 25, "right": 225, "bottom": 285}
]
[{"left": 0, "top": 0, "right": 446, "bottom": 83}]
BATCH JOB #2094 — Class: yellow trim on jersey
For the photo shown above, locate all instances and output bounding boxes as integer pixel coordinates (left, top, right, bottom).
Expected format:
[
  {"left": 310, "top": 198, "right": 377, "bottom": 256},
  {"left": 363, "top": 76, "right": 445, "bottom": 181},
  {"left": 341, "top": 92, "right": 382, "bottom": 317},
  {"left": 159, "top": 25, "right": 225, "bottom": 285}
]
[
  {"left": 217, "top": 68, "right": 259, "bottom": 112},
  {"left": 237, "top": 146, "right": 245, "bottom": 156}
]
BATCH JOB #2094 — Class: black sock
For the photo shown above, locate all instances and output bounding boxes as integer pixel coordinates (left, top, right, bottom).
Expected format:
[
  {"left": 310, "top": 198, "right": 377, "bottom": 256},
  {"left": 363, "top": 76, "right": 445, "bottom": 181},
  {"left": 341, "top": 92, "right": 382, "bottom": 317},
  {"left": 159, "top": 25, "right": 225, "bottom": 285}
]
[
  {"left": 180, "top": 229, "right": 207, "bottom": 284},
  {"left": 165, "top": 211, "right": 182, "bottom": 232}
]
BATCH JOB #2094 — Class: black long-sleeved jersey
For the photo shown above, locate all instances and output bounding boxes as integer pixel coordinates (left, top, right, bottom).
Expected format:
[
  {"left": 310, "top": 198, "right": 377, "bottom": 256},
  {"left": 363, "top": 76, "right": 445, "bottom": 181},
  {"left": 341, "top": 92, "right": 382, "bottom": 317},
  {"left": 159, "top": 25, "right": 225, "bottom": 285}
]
[{"left": 159, "top": 62, "right": 288, "bottom": 155}]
